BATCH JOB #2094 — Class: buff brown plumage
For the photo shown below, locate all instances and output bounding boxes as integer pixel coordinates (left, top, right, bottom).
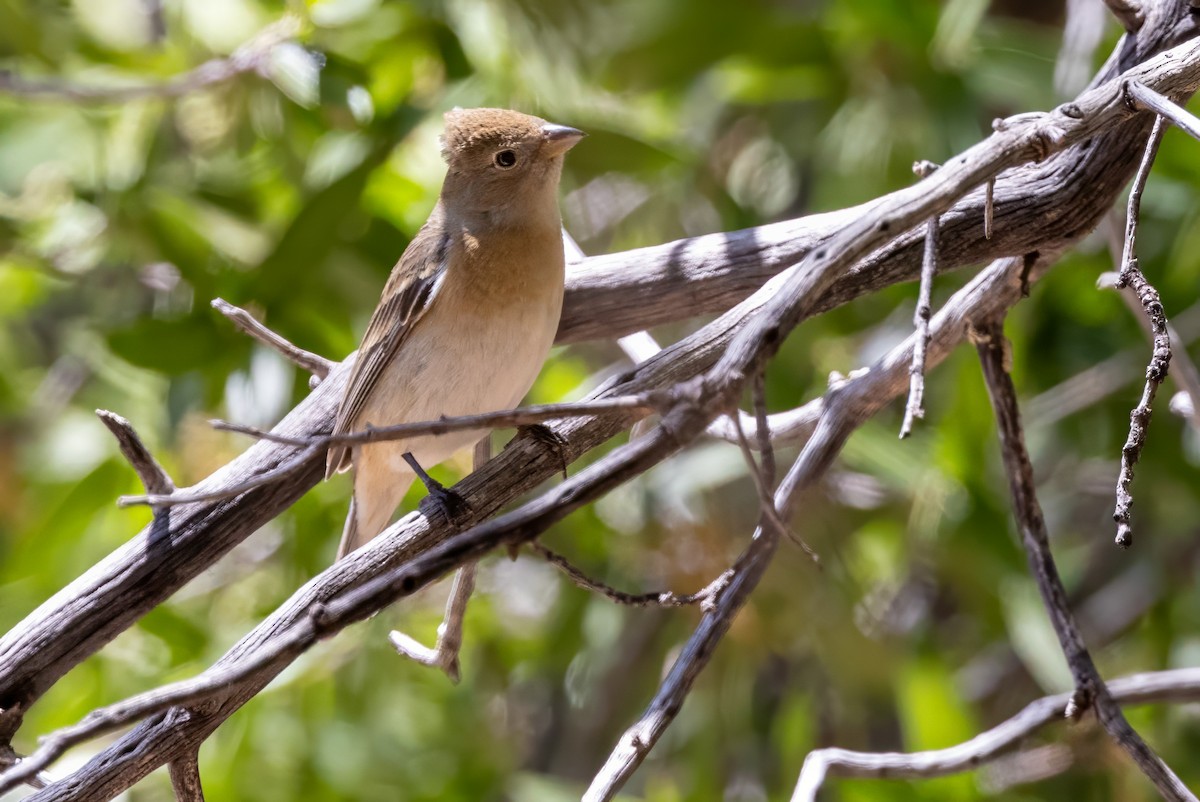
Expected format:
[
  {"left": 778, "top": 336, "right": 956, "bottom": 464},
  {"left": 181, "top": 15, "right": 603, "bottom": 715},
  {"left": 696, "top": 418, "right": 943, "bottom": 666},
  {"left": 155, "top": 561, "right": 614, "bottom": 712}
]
[{"left": 326, "top": 108, "right": 584, "bottom": 559}]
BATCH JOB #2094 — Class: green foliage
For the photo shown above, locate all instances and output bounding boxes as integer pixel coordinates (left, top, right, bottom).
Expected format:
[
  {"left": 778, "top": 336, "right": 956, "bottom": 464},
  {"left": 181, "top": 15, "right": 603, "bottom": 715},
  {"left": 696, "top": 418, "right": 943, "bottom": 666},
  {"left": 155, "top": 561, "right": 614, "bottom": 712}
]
[{"left": 2, "top": 1, "right": 1200, "bottom": 800}]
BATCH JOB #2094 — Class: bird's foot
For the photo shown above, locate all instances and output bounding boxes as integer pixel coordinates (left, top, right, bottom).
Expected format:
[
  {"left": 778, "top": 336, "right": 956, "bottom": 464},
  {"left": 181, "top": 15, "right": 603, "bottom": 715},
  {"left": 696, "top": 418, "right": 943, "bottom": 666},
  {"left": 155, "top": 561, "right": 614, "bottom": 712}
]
[
  {"left": 518, "top": 424, "right": 570, "bottom": 479},
  {"left": 402, "top": 452, "right": 473, "bottom": 527}
]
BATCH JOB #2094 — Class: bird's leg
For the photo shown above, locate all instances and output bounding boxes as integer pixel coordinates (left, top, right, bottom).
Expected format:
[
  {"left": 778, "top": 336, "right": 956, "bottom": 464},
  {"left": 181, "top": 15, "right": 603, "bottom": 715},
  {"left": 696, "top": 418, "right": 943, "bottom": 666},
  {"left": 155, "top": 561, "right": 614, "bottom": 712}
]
[
  {"left": 402, "top": 451, "right": 472, "bottom": 526},
  {"left": 390, "top": 438, "right": 489, "bottom": 682},
  {"left": 516, "top": 424, "right": 570, "bottom": 479}
]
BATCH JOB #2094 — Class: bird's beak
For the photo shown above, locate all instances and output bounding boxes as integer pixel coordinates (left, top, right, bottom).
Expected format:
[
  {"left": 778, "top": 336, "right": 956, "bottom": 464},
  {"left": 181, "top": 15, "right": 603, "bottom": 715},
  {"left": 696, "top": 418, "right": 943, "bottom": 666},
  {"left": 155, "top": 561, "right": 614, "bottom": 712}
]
[{"left": 541, "top": 123, "right": 586, "bottom": 156}]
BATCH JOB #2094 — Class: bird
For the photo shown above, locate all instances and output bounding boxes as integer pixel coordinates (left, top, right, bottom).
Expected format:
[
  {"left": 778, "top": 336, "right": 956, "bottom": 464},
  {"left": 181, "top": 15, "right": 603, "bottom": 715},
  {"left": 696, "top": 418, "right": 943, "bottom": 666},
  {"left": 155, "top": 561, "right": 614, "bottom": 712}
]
[{"left": 326, "top": 108, "right": 585, "bottom": 559}]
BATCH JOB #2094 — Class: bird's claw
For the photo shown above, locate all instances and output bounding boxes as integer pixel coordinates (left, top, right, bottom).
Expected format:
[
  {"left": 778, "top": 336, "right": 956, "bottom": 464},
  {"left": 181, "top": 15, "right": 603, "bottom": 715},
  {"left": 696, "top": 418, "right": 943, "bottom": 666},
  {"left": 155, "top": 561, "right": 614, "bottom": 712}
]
[{"left": 403, "top": 451, "right": 473, "bottom": 527}]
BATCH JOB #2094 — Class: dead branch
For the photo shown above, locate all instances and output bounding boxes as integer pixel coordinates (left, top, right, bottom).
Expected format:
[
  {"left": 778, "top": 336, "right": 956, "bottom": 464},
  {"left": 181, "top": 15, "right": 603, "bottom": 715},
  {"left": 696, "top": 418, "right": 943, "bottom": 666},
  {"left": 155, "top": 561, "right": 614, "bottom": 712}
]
[
  {"left": 528, "top": 542, "right": 711, "bottom": 607},
  {"left": 582, "top": 253, "right": 1045, "bottom": 801},
  {"left": 167, "top": 752, "right": 204, "bottom": 802},
  {"left": 211, "top": 299, "right": 333, "bottom": 381},
  {"left": 95, "top": 410, "right": 175, "bottom": 497},
  {"left": 1126, "top": 80, "right": 1200, "bottom": 140},
  {"left": 792, "top": 666, "right": 1200, "bottom": 800},
  {"left": 1113, "top": 115, "right": 1171, "bottom": 549},
  {"left": 973, "top": 320, "right": 1192, "bottom": 799},
  {"left": 900, "top": 210, "right": 940, "bottom": 438}
]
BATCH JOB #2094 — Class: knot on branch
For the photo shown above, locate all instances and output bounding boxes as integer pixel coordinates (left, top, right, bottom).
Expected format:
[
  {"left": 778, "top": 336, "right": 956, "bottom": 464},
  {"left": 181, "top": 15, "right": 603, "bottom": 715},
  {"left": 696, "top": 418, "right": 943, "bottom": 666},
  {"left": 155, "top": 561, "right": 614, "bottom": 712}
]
[{"left": 1064, "top": 685, "right": 1094, "bottom": 721}]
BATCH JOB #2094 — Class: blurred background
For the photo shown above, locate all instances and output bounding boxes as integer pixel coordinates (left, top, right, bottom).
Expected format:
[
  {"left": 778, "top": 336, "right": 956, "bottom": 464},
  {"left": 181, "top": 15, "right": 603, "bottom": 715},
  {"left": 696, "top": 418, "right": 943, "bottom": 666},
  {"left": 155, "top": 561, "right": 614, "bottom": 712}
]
[{"left": 3, "top": 0, "right": 1200, "bottom": 799}]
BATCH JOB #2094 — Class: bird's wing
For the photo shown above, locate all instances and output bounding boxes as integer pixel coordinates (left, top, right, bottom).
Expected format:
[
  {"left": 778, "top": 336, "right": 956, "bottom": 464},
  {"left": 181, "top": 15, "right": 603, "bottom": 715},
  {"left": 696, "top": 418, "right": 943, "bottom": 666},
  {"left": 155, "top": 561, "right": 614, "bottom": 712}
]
[{"left": 326, "top": 204, "right": 450, "bottom": 477}]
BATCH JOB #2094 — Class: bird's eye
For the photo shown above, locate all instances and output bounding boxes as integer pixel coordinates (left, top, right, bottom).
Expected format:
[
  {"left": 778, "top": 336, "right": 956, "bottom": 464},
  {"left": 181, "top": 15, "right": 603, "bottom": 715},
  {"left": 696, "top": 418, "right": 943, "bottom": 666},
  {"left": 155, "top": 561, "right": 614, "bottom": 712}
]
[{"left": 494, "top": 150, "right": 518, "bottom": 168}]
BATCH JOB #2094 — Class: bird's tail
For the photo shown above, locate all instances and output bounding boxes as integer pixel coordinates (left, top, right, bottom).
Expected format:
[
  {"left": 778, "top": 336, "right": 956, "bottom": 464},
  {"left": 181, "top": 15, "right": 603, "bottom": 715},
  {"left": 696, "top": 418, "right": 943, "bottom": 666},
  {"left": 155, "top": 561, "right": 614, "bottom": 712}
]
[
  {"left": 336, "top": 471, "right": 416, "bottom": 560},
  {"left": 336, "top": 496, "right": 361, "bottom": 560}
]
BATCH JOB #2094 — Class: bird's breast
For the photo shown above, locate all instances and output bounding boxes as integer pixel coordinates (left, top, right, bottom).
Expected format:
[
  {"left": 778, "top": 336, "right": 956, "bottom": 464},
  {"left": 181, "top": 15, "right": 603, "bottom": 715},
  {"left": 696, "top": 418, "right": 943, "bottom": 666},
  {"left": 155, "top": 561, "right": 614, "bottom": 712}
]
[{"left": 359, "top": 233, "right": 565, "bottom": 442}]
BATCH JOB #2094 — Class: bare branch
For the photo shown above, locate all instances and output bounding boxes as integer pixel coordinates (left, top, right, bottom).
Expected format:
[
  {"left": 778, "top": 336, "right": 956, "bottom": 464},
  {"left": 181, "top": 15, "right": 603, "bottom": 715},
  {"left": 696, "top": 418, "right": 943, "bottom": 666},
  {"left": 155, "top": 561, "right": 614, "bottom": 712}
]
[
  {"left": 214, "top": 395, "right": 662, "bottom": 449},
  {"left": 96, "top": 410, "right": 175, "bottom": 497},
  {"left": 529, "top": 542, "right": 711, "bottom": 607},
  {"left": 900, "top": 213, "right": 940, "bottom": 438},
  {"left": 792, "top": 666, "right": 1200, "bottom": 801},
  {"left": 0, "top": 746, "right": 50, "bottom": 790},
  {"left": 0, "top": 16, "right": 302, "bottom": 103},
  {"left": 119, "top": 396, "right": 660, "bottom": 508},
  {"left": 1126, "top": 80, "right": 1200, "bottom": 141},
  {"left": 730, "top": 406, "right": 817, "bottom": 562},
  {"left": 584, "top": 407, "right": 854, "bottom": 801},
  {"left": 751, "top": 369, "right": 775, "bottom": 488},
  {"left": 212, "top": 299, "right": 333, "bottom": 381},
  {"left": 1112, "top": 115, "right": 1170, "bottom": 549},
  {"left": 388, "top": 564, "right": 477, "bottom": 682},
  {"left": 168, "top": 751, "right": 205, "bottom": 802},
  {"left": 560, "top": 35, "right": 1200, "bottom": 346},
  {"left": 973, "top": 321, "right": 1193, "bottom": 800}
]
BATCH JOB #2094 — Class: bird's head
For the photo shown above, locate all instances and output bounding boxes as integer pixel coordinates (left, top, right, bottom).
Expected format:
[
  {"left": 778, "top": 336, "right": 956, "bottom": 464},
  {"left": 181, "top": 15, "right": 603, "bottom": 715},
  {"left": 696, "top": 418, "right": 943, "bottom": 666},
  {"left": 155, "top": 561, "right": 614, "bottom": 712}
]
[{"left": 439, "top": 107, "right": 584, "bottom": 222}]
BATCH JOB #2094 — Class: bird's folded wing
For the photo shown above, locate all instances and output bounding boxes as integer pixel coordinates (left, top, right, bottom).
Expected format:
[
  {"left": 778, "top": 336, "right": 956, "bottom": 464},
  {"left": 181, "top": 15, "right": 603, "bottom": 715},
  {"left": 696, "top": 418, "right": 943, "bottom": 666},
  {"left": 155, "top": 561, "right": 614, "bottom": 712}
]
[{"left": 326, "top": 204, "right": 449, "bottom": 477}]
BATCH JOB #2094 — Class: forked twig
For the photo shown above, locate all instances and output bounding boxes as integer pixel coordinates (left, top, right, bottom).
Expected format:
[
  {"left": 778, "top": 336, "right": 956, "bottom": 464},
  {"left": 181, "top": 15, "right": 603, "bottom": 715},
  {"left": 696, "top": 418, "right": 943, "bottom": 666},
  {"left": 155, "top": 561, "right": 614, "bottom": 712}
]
[
  {"left": 96, "top": 410, "right": 175, "bottom": 498},
  {"left": 1112, "top": 115, "right": 1170, "bottom": 549},
  {"left": 973, "top": 320, "right": 1193, "bottom": 801},
  {"left": 793, "top": 667, "right": 1200, "bottom": 800},
  {"left": 212, "top": 299, "right": 333, "bottom": 381}
]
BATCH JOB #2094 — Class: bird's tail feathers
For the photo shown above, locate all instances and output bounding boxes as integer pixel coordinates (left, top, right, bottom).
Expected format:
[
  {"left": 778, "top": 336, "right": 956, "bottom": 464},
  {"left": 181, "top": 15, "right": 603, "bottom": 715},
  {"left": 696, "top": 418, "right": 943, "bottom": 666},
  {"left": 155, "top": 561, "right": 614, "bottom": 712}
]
[{"left": 336, "top": 495, "right": 361, "bottom": 560}]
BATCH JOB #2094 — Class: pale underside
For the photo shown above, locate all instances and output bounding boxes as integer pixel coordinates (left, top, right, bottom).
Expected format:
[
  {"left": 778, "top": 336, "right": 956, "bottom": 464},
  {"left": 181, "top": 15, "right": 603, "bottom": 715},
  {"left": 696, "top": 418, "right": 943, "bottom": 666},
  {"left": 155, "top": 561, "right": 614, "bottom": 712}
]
[{"left": 339, "top": 232, "right": 564, "bottom": 556}]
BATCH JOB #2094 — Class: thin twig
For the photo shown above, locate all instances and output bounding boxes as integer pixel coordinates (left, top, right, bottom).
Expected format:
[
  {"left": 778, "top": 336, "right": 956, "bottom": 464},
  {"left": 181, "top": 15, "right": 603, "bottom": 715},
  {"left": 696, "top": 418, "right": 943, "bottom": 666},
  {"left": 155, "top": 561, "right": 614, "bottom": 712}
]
[
  {"left": 212, "top": 299, "right": 333, "bottom": 381},
  {"left": 1102, "top": 209, "right": 1200, "bottom": 434},
  {"left": 0, "top": 16, "right": 302, "bottom": 103},
  {"left": 121, "top": 396, "right": 659, "bottom": 508},
  {"left": 751, "top": 368, "right": 775, "bottom": 488},
  {"left": 730, "top": 408, "right": 818, "bottom": 562},
  {"left": 0, "top": 747, "right": 50, "bottom": 790},
  {"left": 900, "top": 214, "right": 940, "bottom": 438},
  {"left": 214, "top": 395, "right": 662, "bottom": 449},
  {"left": 583, "top": 405, "right": 858, "bottom": 801},
  {"left": 1101, "top": 272, "right": 1200, "bottom": 428},
  {"left": 1126, "top": 81, "right": 1200, "bottom": 142},
  {"left": 168, "top": 751, "right": 205, "bottom": 802},
  {"left": 973, "top": 321, "right": 1193, "bottom": 801},
  {"left": 792, "top": 666, "right": 1200, "bottom": 801},
  {"left": 529, "top": 542, "right": 711, "bottom": 607},
  {"left": 1113, "top": 115, "right": 1170, "bottom": 549},
  {"left": 96, "top": 410, "right": 175, "bottom": 497}
]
